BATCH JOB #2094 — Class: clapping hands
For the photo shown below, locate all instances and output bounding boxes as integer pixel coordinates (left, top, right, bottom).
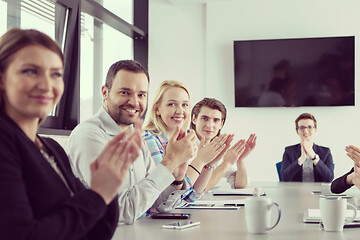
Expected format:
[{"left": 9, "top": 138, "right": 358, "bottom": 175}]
[
  {"left": 298, "top": 139, "right": 315, "bottom": 165},
  {"left": 90, "top": 120, "right": 142, "bottom": 205},
  {"left": 346, "top": 145, "right": 360, "bottom": 188},
  {"left": 162, "top": 127, "right": 197, "bottom": 180},
  {"left": 198, "top": 134, "right": 231, "bottom": 167},
  {"left": 302, "top": 140, "right": 315, "bottom": 157},
  {"left": 238, "top": 134, "right": 257, "bottom": 162},
  {"left": 223, "top": 134, "right": 257, "bottom": 166}
]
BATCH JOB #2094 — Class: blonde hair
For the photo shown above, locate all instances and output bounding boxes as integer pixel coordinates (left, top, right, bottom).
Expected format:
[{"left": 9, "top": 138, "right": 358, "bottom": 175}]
[{"left": 144, "top": 80, "right": 190, "bottom": 134}]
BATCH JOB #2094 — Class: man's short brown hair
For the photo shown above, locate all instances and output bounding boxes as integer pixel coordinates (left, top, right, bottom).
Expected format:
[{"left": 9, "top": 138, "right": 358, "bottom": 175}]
[{"left": 295, "top": 113, "right": 317, "bottom": 131}]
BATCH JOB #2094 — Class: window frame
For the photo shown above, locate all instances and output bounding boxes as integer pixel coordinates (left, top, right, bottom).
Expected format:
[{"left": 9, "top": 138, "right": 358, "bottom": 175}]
[{"left": 37, "top": 0, "right": 148, "bottom": 135}]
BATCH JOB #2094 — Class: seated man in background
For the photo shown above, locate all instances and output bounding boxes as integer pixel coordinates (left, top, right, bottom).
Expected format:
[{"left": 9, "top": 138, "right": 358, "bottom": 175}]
[
  {"left": 67, "top": 60, "right": 197, "bottom": 224},
  {"left": 187, "top": 97, "right": 257, "bottom": 191},
  {"left": 281, "top": 113, "right": 334, "bottom": 182}
]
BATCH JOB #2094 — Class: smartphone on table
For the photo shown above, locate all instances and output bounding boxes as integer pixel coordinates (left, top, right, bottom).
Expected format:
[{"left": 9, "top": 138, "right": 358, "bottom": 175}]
[
  {"left": 151, "top": 213, "right": 191, "bottom": 219},
  {"left": 162, "top": 221, "right": 200, "bottom": 230}
]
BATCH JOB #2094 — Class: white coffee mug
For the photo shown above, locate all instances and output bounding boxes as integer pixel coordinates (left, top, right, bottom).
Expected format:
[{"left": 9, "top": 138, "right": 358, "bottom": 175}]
[
  {"left": 319, "top": 197, "right": 357, "bottom": 232},
  {"left": 245, "top": 196, "right": 281, "bottom": 234}
]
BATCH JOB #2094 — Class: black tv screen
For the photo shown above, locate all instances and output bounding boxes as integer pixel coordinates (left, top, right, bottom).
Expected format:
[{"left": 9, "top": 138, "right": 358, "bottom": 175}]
[{"left": 234, "top": 36, "right": 354, "bottom": 107}]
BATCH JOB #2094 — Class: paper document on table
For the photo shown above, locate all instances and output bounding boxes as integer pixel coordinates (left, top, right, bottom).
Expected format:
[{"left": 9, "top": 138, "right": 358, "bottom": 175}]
[
  {"left": 303, "top": 209, "right": 360, "bottom": 223},
  {"left": 176, "top": 199, "right": 245, "bottom": 210},
  {"left": 212, "top": 188, "right": 266, "bottom": 196}
]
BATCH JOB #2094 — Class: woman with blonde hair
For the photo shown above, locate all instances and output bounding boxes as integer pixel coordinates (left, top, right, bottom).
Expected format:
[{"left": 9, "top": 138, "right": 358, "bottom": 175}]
[
  {"left": 143, "top": 80, "right": 229, "bottom": 200},
  {"left": 145, "top": 81, "right": 190, "bottom": 143}
]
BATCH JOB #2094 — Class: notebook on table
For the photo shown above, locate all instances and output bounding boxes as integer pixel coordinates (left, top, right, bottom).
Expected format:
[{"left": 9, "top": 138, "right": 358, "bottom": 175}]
[
  {"left": 176, "top": 199, "right": 245, "bottom": 210},
  {"left": 303, "top": 209, "right": 360, "bottom": 223},
  {"left": 212, "top": 188, "right": 266, "bottom": 196}
]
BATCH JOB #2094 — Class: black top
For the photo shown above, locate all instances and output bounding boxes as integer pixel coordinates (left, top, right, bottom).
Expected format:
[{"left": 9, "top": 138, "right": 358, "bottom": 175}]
[
  {"left": 0, "top": 113, "right": 119, "bottom": 240},
  {"left": 331, "top": 168, "right": 354, "bottom": 194},
  {"left": 280, "top": 143, "right": 334, "bottom": 182}
]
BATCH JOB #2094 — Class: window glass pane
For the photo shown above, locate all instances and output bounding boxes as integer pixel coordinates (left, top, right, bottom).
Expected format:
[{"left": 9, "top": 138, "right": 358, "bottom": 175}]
[
  {"left": 80, "top": 12, "right": 133, "bottom": 123},
  {"left": 80, "top": 13, "right": 94, "bottom": 122},
  {"left": 0, "top": 0, "right": 7, "bottom": 36},
  {"left": 20, "top": 0, "right": 55, "bottom": 38},
  {"left": 21, "top": 0, "right": 67, "bottom": 117},
  {"left": 103, "top": 0, "right": 133, "bottom": 24},
  {"left": 103, "top": 24, "right": 133, "bottom": 80}
]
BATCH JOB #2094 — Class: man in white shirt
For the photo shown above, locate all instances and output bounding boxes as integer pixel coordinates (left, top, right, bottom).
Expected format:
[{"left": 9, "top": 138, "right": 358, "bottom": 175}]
[
  {"left": 67, "top": 60, "right": 197, "bottom": 224},
  {"left": 187, "top": 97, "right": 257, "bottom": 191}
]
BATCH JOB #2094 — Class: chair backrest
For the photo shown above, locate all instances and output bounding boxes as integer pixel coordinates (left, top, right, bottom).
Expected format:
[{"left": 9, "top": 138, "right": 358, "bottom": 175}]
[{"left": 276, "top": 162, "right": 282, "bottom": 182}]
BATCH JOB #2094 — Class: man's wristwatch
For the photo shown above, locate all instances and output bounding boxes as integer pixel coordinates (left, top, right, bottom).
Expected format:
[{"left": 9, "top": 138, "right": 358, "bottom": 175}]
[
  {"left": 172, "top": 179, "right": 184, "bottom": 186},
  {"left": 312, "top": 154, "right": 319, "bottom": 161}
]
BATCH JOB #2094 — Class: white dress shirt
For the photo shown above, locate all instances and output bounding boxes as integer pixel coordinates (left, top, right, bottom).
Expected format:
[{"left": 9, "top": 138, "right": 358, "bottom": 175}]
[
  {"left": 193, "top": 139, "right": 237, "bottom": 189},
  {"left": 67, "top": 107, "right": 186, "bottom": 224}
]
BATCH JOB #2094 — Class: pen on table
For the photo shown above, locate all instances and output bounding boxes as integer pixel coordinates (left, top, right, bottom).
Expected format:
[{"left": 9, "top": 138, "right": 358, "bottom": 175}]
[
  {"left": 186, "top": 204, "right": 215, "bottom": 207},
  {"left": 224, "top": 204, "right": 243, "bottom": 207}
]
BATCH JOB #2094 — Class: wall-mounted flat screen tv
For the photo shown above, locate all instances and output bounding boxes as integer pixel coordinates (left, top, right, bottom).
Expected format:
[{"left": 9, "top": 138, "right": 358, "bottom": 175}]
[{"left": 234, "top": 36, "right": 354, "bottom": 107}]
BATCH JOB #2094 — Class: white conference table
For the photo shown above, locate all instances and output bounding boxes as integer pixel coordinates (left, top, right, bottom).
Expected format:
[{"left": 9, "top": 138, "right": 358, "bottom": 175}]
[{"left": 112, "top": 182, "right": 360, "bottom": 240}]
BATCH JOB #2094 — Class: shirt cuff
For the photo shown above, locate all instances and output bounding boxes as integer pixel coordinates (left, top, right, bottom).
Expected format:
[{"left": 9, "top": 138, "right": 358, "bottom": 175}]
[
  {"left": 147, "top": 163, "right": 175, "bottom": 191},
  {"left": 156, "top": 186, "right": 186, "bottom": 212},
  {"left": 343, "top": 172, "right": 354, "bottom": 187}
]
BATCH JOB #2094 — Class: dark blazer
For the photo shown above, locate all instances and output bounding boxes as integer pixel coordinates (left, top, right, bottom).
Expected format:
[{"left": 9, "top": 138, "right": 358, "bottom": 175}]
[
  {"left": 331, "top": 168, "right": 354, "bottom": 194},
  {"left": 0, "top": 113, "right": 119, "bottom": 240},
  {"left": 280, "top": 143, "right": 334, "bottom": 182}
]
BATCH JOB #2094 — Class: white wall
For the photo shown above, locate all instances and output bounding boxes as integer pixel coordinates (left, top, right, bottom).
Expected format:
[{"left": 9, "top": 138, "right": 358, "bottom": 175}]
[
  {"left": 148, "top": 0, "right": 206, "bottom": 103},
  {"left": 149, "top": 0, "right": 360, "bottom": 182}
]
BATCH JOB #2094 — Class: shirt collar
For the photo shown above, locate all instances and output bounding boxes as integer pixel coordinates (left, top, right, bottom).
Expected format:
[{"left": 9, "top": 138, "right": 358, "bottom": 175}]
[
  {"left": 96, "top": 107, "right": 134, "bottom": 136},
  {"left": 158, "top": 132, "right": 168, "bottom": 144}
]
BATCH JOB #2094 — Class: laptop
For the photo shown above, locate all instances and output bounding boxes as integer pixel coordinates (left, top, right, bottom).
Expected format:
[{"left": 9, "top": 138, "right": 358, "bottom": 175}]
[{"left": 303, "top": 209, "right": 360, "bottom": 225}]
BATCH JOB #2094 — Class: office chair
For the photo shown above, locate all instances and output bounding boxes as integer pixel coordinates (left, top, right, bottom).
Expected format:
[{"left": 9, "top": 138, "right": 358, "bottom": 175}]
[{"left": 276, "top": 162, "right": 282, "bottom": 182}]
